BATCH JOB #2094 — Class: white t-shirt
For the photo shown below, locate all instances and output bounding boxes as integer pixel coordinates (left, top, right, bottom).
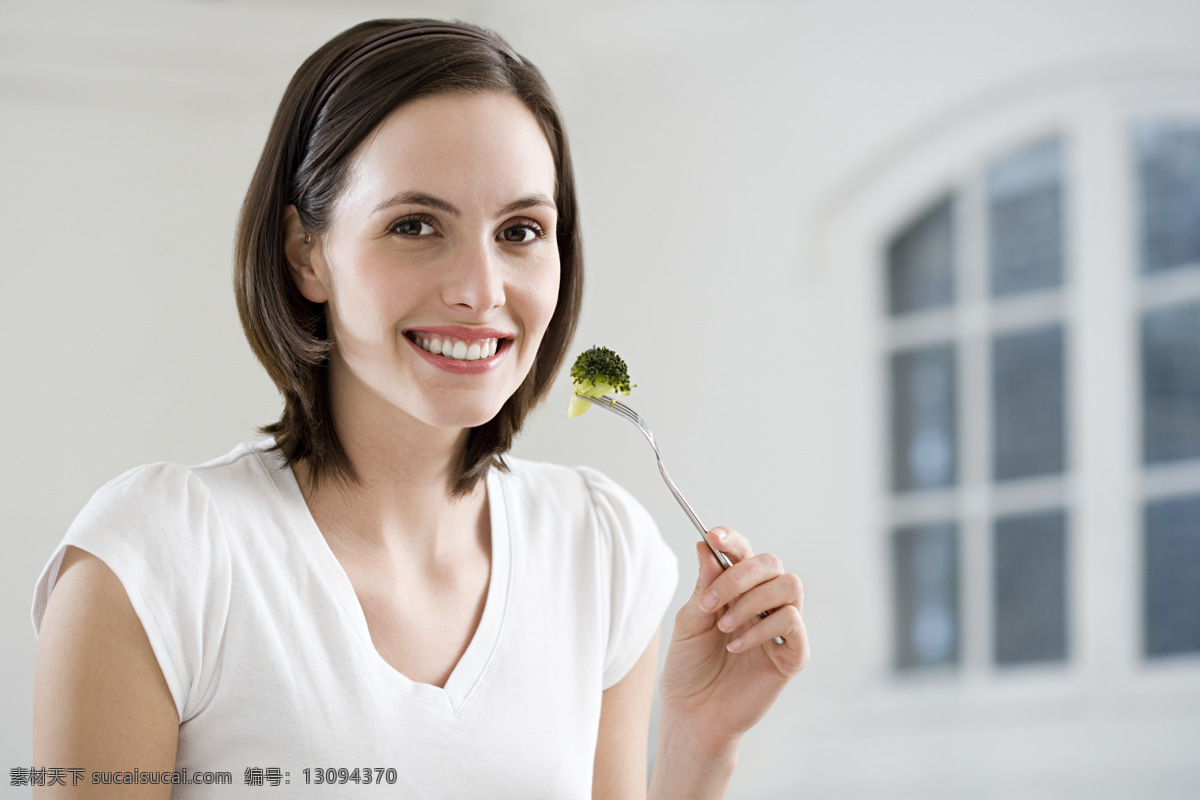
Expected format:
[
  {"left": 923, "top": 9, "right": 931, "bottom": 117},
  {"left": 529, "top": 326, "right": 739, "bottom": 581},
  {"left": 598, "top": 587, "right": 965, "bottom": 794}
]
[{"left": 32, "top": 441, "right": 678, "bottom": 799}]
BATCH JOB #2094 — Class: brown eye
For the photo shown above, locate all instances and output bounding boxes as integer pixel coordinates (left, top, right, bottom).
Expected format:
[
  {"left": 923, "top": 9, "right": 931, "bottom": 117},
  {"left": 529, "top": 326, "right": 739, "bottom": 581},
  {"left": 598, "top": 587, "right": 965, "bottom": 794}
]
[
  {"left": 500, "top": 222, "right": 543, "bottom": 243},
  {"left": 390, "top": 217, "right": 436, "bottom": 237}
]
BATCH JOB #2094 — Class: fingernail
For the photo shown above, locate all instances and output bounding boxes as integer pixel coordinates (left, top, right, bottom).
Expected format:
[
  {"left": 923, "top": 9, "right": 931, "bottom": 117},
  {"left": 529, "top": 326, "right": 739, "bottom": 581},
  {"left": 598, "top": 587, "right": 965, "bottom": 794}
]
[
  {"left": 717, "top": 613, "right": 734, "bottom": 632},
  {"left": 711, "top": 527, "right": 727, "bottom": 541},
  {"left": 700, "top": 591, "right": 718, "bottom": 612},
  {"left": 727, "top": 637, "right": 743, "bottom": 653}
]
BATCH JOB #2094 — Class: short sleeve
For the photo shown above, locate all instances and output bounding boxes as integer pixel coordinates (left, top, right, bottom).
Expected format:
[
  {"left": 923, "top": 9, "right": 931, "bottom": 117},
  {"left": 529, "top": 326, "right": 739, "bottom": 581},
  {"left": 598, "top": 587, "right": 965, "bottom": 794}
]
[
  {"left": 31, "top": 462, "right": 232, "bottom": 722},
  {"left": 579, "top": 467, "right": 679, "bottom": 689}
]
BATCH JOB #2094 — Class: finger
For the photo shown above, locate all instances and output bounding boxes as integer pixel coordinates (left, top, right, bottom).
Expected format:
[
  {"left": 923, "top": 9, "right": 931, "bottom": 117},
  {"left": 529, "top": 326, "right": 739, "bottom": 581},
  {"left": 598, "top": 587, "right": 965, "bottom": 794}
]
[
  {"left": 698, "top": 551, "right": 785, "bottom": 615},
  {"left": 693, "top": 540, "right": 725, "bottom": 598},
  {"left": 704, "top": 526, "right": 754, "bottom": 566},
  {"left": 715, "top": 571, "right": 804, "bottom": 635},
  {"left": 727, "top": 603, "right": 808, "bottom": 667},
  {"left": 674, "top": 542, "right": 733, "bottom": 638}
]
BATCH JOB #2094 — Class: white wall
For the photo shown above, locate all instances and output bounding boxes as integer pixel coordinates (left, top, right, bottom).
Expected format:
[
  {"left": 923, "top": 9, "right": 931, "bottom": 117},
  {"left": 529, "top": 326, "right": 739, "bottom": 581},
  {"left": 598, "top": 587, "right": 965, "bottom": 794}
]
[{"left": 4, "top": 0, "right": 1199, "bottom": 796}]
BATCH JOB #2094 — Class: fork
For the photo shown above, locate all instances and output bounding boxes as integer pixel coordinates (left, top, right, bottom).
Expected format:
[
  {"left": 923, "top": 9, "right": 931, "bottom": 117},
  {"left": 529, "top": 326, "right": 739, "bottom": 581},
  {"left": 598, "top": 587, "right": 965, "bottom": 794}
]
[{"left": 575, "top": 393, "right": 785, "bottom": 645}]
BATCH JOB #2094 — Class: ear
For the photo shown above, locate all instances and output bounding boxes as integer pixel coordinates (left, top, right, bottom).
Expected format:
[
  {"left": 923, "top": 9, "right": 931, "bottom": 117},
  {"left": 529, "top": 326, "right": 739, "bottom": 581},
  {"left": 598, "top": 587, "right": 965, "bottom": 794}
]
[{"left": 283, "top": 205, "right": 328, "bottom": 304}]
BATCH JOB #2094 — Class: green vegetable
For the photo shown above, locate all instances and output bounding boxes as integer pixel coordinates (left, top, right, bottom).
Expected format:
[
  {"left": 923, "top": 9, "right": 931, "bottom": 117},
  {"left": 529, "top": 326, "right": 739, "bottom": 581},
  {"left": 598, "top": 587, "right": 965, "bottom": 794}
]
[{"left": 568, "top": 346, "right": 635, "bottom": 418}]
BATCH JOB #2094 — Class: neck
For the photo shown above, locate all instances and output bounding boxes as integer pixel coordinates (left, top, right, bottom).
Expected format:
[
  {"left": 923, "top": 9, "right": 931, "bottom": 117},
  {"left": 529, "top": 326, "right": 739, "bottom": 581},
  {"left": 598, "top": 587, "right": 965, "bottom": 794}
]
[{"left": 294, "top": 363, "right": 489, "bottom": 567}]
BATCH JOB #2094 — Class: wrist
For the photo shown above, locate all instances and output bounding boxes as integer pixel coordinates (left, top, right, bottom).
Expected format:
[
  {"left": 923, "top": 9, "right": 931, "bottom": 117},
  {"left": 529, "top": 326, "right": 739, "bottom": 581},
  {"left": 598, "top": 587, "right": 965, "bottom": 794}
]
[
  {"left": 648, "top": 713, "right": 741, "bottom": 800},
  {"left": 657, "top": 707, "right": 743, "bottom": 759}
]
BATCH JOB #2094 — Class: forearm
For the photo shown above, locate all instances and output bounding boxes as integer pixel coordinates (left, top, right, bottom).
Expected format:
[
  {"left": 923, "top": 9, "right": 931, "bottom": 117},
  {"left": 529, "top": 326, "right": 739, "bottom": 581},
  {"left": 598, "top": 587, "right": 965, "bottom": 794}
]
[{"left": 647, "top": 713, "right": 740, "bottom": 800}]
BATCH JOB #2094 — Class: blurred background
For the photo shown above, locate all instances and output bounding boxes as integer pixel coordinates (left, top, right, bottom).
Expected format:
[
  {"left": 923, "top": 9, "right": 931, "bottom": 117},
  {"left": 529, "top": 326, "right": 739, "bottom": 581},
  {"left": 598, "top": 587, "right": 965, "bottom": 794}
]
[{"left": 3, "top": 0, "right": 1199, "bottom": 796}]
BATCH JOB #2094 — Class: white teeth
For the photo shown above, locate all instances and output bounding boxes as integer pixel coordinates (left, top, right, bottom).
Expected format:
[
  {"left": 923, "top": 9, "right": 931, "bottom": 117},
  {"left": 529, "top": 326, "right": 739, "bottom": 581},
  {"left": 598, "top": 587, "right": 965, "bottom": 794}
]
[{"left": 415, "top": 335, "right": 501, "bottom": 362}]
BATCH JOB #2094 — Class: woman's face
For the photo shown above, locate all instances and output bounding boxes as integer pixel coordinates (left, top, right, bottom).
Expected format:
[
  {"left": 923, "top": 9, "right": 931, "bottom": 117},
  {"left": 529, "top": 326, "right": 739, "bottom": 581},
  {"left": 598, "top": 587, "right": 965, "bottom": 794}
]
[{"left": 291, "top": 91, "right": 560, "bottom": 433}]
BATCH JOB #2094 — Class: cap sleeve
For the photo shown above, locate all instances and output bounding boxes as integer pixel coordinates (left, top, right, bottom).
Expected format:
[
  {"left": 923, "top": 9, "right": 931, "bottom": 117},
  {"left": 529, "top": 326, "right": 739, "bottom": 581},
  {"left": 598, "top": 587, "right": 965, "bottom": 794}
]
[
  {"left": 31, "top": 462, "right": 231, "bottom": 722},
  {"left": 578, "top": 467, "right": 679, "bottom": 690}
]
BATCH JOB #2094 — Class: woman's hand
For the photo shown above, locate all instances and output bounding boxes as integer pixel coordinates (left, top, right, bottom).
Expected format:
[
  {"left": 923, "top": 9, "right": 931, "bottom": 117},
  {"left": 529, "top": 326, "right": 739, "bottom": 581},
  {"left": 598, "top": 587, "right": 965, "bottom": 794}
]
[{"left": 657, "top": 526, "right": 809, "bottom": 756}]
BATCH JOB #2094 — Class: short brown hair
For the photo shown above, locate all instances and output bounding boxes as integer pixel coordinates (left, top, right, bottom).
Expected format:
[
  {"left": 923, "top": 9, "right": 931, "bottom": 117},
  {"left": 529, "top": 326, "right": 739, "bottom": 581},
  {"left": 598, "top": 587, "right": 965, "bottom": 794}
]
[{"left": 234, "top": 19, "right": 583, "bottom": 496}]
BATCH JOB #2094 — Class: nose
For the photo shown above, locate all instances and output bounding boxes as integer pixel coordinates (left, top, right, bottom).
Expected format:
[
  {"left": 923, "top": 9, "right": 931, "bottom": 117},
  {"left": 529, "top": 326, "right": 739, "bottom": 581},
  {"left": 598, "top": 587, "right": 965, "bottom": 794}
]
[{"left": 441, "top": 238, "right": 506, "bottom": 315}]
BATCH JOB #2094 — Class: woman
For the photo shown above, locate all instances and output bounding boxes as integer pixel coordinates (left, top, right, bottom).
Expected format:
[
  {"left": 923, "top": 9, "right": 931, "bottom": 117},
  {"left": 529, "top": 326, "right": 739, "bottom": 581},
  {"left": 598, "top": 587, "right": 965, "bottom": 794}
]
[{"left": 33, "top": 19, "right": 808, "bottom": 798}]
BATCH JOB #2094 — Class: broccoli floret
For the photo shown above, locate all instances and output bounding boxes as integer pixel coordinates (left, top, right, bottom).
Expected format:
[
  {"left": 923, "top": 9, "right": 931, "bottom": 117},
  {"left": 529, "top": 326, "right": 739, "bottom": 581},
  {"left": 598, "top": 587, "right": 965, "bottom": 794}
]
[{"left": 568, "top": 346, "right": 635, "bottom": 418}]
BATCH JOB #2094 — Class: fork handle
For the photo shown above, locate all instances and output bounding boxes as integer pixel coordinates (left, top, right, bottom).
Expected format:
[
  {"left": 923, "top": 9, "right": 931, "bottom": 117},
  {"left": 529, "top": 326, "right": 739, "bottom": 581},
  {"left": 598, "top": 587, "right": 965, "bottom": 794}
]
[
  {"left": 657, "top": 460, "right": 727, "bottom": 562},
  {"left": 656, "top": 460, "right": 785, "bottom": 645}
]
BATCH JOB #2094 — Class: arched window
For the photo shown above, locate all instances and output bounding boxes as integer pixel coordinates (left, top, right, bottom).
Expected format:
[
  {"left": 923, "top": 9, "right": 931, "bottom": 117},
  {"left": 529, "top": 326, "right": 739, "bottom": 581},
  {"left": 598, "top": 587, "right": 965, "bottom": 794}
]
[
  {"left": 861, "top": 84, "right": 1200, "bottom": 679},
  {"left": 887, "top": 137, "right": 1070, "bottom": 670}
]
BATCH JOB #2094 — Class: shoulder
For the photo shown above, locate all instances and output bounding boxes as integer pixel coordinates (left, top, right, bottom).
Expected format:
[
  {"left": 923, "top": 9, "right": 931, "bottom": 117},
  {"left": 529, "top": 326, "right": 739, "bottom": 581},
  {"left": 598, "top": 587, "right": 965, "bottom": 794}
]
[
  {"left": 72, "top": 440, "right": 279, "bottom": 530},
  {"left": 31, "top": 442, "right": 268, "bottom": 721},
  {"left": 67, "top": 440, "right": 282, "bottom": 562},
  {"left": 498, "top": 456, "right": 675, "bottom": 573},
  {"left": 499, "top": 456, "right": 648, "bottom": 518},
  {"left": 32, "top": 441, "right": 274, "bottom": 635},
  {"left": 500, "top": 455, "right": 589, "bottom": 491},
  {"left": 497, "top": 457, "right": 662, "bottom": 549},
  {"left": 78, "top": 440, "right": 271, "bottom": 510},
  {"left": 56, "top": 461, "right": 219, "bottom": 576}
]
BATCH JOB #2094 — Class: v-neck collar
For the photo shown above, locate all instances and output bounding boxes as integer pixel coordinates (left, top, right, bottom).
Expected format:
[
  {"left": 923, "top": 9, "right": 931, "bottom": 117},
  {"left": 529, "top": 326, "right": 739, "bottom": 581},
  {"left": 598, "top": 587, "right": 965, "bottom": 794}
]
[{"left": 265, "top": 450, "right": 512, "bottom": 716}]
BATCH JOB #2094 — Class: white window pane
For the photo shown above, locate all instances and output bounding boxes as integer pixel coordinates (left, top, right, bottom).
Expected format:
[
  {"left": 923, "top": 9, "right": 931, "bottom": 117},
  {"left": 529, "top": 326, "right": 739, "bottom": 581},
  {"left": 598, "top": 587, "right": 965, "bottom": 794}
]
[
  {"left": 992, "top": 325, "right": 1067, "bottom": 480},
  {"left": 994, "top": 510, "right": 1068, "bottom": 665},
  {"left": 1142, "top": 302, "right": 1200, "bottom": 464},
  {"left": 988, "top": 139, "right": 1065, "bottom": 296},
  {"left": 887, "top": 196, "right": 956, "bottom": 315},
  {"left": 893, "top": 522, "right": 960, "bottom": 669},
  {"left": 1137, "top": 121, "right": 1200, "bottom": 273},
  {"left": 1145, "top": 494, "right": 1200, "bottom": 658},
  {"left": 891, "top": 344, "right": 957, "bottom": 491}
]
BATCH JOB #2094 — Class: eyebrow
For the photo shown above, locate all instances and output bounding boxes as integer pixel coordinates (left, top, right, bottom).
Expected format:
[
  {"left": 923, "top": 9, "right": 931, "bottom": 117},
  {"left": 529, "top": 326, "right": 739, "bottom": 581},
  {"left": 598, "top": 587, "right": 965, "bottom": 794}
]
[
  {"left": 498, "top": 193, "right": 557, "bottom": 216},
  {"left": 371, "top": 190, "right": 556, "bottom": 217},
  {"left": 373, "top": 191, "right": 458, "bottom": 216}
]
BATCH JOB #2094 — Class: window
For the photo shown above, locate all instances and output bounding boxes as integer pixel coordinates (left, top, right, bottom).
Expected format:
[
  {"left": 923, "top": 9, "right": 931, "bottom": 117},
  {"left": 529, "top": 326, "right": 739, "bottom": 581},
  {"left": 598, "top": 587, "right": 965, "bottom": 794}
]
[
  {"left": 887, "top": 137, "right": 1070, "bottom": 672},
  {"left": 885, "top": 116, "right": 1200, "bottom": 674},
  {"left": 989, "top": 139, "right": 1064, "bottom": 297},
  {"left": 1137, "top": 120, "right": 1200, "bottom": 660},
  {"left": 992, "top": 325, "right": 1065, "bottom": 481},
  {"left": 1144, "top": 494, "right": 1200, "bottom": 656},
  {"left": 887, "top": 197, "right": 956, "bottom": 315},
  {"left": 1142, "top": 302, "right": 1200, "bottom": 464},
  {"left": 993, "top": 509, "right": 1067, "bottom": 665},
  {"left": 890, "top": 344, "right": 957, "bottom": 492},
  {"left": 1136, "top": 122, "right": 1200, "bottom": 276},
  {"left": 893, "top": 522, "right": 959, "bottom": 669}
]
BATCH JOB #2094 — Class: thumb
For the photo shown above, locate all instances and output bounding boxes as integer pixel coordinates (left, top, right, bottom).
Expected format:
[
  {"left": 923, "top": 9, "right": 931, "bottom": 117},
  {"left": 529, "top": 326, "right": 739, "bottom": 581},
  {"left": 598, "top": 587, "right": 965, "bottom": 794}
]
[
  {"left": 676, "top": 539, "right": 726, "bottom": 634},
  {"left": 694, "top": 536, "right": 726, "bottom": 597}
]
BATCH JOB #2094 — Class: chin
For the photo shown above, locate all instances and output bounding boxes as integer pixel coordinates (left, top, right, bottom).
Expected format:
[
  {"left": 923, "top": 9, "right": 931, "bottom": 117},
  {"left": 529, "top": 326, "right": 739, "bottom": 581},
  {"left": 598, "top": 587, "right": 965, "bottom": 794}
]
[{"left": 420, "top": 399, "right": 509, "bottom": 431}]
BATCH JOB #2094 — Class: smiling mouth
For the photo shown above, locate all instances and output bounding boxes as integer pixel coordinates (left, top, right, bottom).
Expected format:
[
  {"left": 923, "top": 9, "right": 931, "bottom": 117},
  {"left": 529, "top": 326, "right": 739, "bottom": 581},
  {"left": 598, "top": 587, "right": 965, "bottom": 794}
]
[{"left": 406, "top": 332, "right": 506, "bottom": 362}]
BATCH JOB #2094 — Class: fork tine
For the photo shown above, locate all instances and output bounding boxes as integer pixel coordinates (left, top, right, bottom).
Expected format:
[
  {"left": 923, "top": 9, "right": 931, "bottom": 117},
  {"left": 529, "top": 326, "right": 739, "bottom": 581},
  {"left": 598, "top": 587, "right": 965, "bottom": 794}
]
[
  {"left": 605, "top": 397, "right": 645, "bottom": 426},
  {"left": 608, "top": 400, "right": 641, "bottom": 425},
  {"left": 608, "top": 396, "right": 637, "bottom": 416},
  {"left": 580, "top": 396, "right": 650, "bottom": 445},
  {"left": 580, "top": 393, "right": 640, "bottom": 425}
]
